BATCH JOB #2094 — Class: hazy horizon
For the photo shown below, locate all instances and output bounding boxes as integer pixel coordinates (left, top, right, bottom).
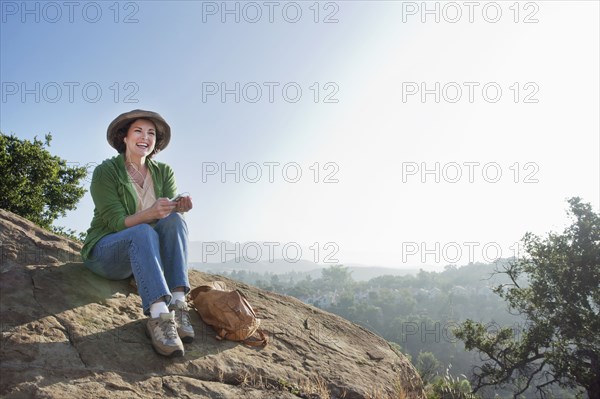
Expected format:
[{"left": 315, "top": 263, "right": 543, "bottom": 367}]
[{"left": 185, "top": 238, "right": 521, "bottom": 271}]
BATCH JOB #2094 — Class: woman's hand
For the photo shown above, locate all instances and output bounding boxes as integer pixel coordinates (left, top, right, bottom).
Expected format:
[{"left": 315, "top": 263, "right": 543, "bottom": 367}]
[
  {"left": 149, "top": 197, "right": 178, "bottom": 219},
  {"left": 174, "top": 195, "right": 193, "bottom": 213},
  {"left": 124, "top": 197, "right": 177, "bottom": 227}
]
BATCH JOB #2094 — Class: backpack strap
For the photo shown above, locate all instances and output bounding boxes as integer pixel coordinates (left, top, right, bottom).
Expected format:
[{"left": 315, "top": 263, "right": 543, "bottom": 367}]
[
  {"left": 241, "top": 329, "right": 268, "bottom": 347},
  {"left": 216, "top": 328, "right": 227, "bottom": 341},
  {"left": 216, "top": 329, "right": 267, "bottom": 347}
]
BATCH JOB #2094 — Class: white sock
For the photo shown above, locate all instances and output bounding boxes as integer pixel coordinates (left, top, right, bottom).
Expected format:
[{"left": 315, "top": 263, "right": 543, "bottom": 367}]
[
  {"left": 150, "top": 301, "right": 169, "bottom": 318},
  {"left": 171, "top": 291, "right": 186, "bottom": 304}
]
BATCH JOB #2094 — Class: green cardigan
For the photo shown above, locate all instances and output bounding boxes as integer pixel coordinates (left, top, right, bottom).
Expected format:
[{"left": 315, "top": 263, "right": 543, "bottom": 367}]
[{"left": 80, "top": 153, "right": 177, "bottom": 261}]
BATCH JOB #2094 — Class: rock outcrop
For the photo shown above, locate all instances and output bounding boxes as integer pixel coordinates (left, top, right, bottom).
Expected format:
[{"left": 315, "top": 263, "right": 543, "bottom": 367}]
[{"left": 0, "top": 209, "right": 425, "bottom": 398}]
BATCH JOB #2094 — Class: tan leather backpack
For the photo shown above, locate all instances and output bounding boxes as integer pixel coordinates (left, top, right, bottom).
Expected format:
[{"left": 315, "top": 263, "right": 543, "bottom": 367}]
[{"left": 189, "top": 281, "right": 268, "bottom": 347}]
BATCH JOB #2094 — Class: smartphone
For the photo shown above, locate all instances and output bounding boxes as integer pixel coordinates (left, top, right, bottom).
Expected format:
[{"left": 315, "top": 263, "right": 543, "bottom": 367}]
[{"left": 170, "top": 193, "right": 189, "bottom": 202}]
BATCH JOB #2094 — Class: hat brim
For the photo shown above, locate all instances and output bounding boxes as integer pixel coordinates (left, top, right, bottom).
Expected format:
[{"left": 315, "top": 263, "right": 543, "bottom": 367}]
[{"left": 107, "top": 109, "right": 171, "bottom": 152}]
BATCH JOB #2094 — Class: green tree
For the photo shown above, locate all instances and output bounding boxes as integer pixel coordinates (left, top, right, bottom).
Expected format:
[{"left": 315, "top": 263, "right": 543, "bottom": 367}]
[
  {"left": 0, "top": 133, "right": 87, "bottom": 230},
  {"left": 416, "top": 351, "right": 441, "bottom": 384},
  {"left": 321, "top": 264, "right": 354, "bottom": 291},
  {"left": 455, "top": 197, "right": 600, "bottom": 398}
]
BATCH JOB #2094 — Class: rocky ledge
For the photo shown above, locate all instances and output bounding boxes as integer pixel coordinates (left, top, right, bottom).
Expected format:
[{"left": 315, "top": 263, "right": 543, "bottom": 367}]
[{"left": 0, "top": 209, "right": 425, "bottom": 398}]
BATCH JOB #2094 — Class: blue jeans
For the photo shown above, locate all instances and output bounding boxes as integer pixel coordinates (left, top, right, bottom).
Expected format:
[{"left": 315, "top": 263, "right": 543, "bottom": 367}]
[{"left": 84, "top": 213, "right": 190, "bottom": 315}]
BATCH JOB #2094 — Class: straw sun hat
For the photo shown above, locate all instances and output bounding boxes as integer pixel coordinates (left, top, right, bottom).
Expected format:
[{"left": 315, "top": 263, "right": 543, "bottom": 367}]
[{"left": 106, "top": 109, "right": 171, "bottom": 153}]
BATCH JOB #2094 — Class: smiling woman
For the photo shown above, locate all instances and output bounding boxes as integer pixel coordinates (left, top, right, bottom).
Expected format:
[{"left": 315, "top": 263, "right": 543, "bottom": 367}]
[{"left": 80, "top": 109, "right": 195, "bottom": 358}]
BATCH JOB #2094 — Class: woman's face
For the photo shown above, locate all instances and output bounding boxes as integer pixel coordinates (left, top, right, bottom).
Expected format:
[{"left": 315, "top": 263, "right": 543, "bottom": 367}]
[{"left": 124, "top": 119, "right": 157, "bottom": 159}]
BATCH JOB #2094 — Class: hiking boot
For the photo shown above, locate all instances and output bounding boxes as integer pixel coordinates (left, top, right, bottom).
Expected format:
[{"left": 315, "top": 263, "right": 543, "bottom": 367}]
[
  {"left": 145, "top": 311, "right": 184, "bottom": 357},
  {"left": 169, "top": 300, "right": 195, "bottom": 343}
]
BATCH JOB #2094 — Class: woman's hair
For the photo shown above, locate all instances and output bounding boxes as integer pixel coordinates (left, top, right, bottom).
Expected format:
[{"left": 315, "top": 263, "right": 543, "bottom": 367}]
[{"left": 113, "top": 118, "right": 166, "bottom": 158}]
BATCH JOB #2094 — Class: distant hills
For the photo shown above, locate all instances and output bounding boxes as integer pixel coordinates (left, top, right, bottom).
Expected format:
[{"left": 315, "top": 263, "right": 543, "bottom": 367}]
[
  {"left": 190, "top": 260, "right": 421, "bottom": 282},
  {"left": 188, "top": 240, "right": 423, "bottom": 281}
]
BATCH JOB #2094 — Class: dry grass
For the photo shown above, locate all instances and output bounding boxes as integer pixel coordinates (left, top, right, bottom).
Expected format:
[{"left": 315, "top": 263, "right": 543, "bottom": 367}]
[
  {"left": 392, "top": 377, "right": 409, "bottom": 399},
  {"left": 235, "top": 372, "right": 417, "bottom": 399},
  {"left": 224, "top": 366, "right": 425, "bottom": 399},
  {"left": 366, "top": 382, "right": 408, "bottom": 399},
  {"left": 309, "top": 375, "right": 333, "bottom": 398},
  {"left": 235, "top": 370, "right": 250, "bottom": 386},
  {"left": 231, "top": 371, "right": 419, "bottom": 399},
  {"left": 366, "top": 387, "right": 387, "bottom": 398}
]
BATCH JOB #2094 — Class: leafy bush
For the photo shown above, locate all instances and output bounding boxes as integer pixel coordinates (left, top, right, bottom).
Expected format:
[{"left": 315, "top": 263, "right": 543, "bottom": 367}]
[
  {"left": 427, "top": 366, "right": 479, "bottom": 399},
  {"left": 1, "top": 133, "right": 87, "bottom": 233}
]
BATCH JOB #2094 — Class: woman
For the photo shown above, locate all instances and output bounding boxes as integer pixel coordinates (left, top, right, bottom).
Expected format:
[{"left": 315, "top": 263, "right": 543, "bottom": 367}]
[{"left": 81, "top": 109, "right": 194, "bottom": 357}]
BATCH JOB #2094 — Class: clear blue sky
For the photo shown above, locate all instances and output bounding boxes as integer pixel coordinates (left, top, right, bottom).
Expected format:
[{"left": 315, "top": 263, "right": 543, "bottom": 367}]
[{"left": 1, "top": 1, "right": 599, "bottom": 268}]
